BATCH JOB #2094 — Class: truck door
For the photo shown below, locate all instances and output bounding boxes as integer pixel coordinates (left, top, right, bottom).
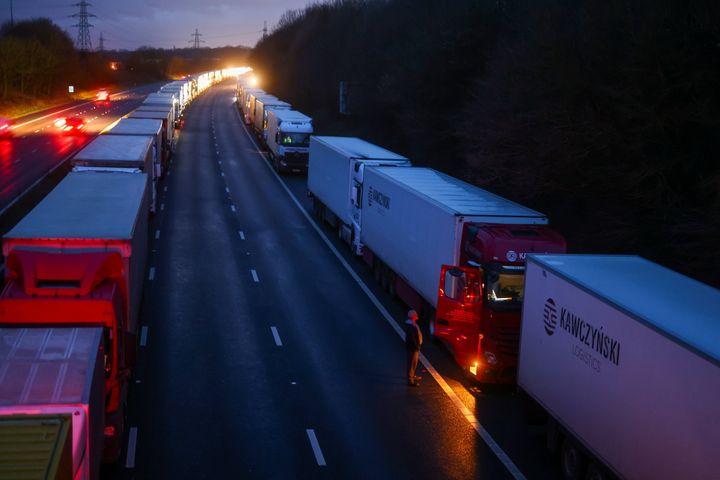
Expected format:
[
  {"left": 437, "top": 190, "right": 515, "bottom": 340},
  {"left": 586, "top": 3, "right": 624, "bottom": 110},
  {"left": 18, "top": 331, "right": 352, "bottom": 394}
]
[{"left": 436, "top": 265, "right": 482, "bottom": 364}]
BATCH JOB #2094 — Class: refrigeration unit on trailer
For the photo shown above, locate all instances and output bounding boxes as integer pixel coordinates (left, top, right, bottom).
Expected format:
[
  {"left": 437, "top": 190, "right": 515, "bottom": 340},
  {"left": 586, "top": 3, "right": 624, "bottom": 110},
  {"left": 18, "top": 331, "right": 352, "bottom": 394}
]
[
  {"left": 0, "top": 328, "right": 105, "bottom": 479},
  {"left": 104, "top": 118, "right": 164, "bottom": 179},
  {"left": 308, "top": 136, "right": 410, "bottom": 254},
  {"left": 253, "top": 95, "right": 291, "bottom": 140},
  {"left": 71, "top": 134, "right": 157, "bottom": 213},
  {"left": 361, "top": 167, "right": 565, "bottom": 382},
  {"left": 1, "top": 172, "right": 149, "bottom": 460},
  {"left": 518, "top": 254, "right": 720, "bottom": 480},
  {"left": 265, "top": 110, "right": 313, "bottom": 173}
]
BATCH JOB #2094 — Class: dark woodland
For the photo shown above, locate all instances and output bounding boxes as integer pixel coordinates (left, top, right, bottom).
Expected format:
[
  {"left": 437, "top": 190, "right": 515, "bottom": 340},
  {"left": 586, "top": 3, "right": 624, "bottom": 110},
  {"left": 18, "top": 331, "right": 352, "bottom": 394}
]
[{"left": 250, "top": 0, "right": 720, "bottom": 287}]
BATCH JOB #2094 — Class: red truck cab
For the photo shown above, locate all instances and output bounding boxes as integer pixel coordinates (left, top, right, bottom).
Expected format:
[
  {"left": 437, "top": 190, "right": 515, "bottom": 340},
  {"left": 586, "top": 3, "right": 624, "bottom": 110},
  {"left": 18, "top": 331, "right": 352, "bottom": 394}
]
[{"left": 435, "top": 223, "right": 566, "bottom": 383}]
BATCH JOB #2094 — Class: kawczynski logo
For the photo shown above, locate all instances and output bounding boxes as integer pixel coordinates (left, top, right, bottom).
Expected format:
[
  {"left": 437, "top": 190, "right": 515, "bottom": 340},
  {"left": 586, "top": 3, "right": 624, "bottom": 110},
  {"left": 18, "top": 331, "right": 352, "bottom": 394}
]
[{"left": 543, "top": 298, "right": 558, "bottom": 335}]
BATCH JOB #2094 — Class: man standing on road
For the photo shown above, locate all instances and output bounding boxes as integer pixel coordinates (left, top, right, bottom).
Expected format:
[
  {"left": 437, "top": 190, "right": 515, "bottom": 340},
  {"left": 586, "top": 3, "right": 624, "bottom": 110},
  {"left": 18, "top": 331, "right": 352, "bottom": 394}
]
[{"left": 405, "top": 310, "right": 422, "bottom": 387}]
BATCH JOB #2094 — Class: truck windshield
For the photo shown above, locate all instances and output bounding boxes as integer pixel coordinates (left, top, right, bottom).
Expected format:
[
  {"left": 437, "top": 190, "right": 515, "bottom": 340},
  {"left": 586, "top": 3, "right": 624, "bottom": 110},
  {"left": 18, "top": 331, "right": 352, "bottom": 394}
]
[
  {"left": 485, "top": 265, "right": 525, "bottom": 309},
  {"left": 281, "top": 133, "right": 310, "bottom": 147}
]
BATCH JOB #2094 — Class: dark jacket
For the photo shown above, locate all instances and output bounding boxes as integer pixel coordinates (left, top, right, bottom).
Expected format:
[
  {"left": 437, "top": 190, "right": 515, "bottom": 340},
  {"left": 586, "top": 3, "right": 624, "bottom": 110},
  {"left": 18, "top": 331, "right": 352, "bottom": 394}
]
[{"left": 405, "top": 320, "right": 422, "bottom": 352}]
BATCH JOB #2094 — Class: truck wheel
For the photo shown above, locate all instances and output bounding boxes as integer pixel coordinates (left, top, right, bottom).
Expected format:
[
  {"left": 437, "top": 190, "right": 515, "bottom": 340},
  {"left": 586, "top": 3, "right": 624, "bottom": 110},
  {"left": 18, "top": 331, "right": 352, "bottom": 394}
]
[
  {"left": 387, "top": 271, "right": 396, "bottom": 298},
  {"left": 585, "top": 462, "right": 606, "bottom": 480},
  {"left": 560, "top": 437, "right": 586, "bottom": 480},
  {"left": 373, "top": 258, "right": 382, "bottom": 283},
  {"left": 380, "top": 264, "right": 390, "bottom": 291},
  {"left": 545, "top": 417, "right": 560, "bottom": 457}
]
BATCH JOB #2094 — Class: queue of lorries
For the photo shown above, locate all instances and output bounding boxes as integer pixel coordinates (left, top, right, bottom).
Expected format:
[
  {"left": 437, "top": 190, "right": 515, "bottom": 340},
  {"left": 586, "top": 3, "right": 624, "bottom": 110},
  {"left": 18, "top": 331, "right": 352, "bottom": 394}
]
[
  {"left": 0, "top": 68, "right": 243, "bottom": 480},
  {"left": 238, "top": 73, "right": 720, "bottom": 479},
  {"left": 0, "top": 70, "right": 715, "bottom": 480}
]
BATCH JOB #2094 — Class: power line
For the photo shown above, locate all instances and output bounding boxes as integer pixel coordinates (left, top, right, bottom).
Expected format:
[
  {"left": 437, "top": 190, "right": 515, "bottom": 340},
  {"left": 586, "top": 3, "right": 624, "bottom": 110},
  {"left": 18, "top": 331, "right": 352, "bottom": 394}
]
[
  {"left": 70, "top": 1, "right": 95, "bottom": 52},
  {"left": 189, "top": 28, "right": 204, "bottom": 49}
]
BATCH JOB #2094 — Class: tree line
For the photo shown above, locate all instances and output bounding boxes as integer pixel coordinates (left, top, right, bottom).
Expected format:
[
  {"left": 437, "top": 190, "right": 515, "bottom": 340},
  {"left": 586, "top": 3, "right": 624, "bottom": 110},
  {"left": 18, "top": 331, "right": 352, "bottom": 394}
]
[
  {"left": 250, "top": 0, "right": 720, "bottom": 287},
  {"left": 0, "top": 18, "right": 249, "bottom": 105}
]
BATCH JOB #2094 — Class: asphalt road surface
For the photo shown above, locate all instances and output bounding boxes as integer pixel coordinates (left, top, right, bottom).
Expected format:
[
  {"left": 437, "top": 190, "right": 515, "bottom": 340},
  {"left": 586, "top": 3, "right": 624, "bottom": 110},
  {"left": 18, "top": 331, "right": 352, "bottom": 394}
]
[
  {"left": 105, "top": 80, "right": 562, "bottom": 479},
  {"left": 0, "top": 83, "right": 164, "bottom": 214}
]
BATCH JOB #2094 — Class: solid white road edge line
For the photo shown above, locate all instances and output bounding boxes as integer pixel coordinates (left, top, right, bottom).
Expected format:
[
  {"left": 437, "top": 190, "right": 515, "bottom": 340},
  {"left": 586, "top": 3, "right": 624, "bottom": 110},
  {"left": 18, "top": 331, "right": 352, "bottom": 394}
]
[
  {"left": 239, "top": 231, "right": 245, "bottom": 240},
  {"left": 306, "top": 429, "right": 327, "bottom": 466},
  {"left": 271, "top": 326, "right": 283, "bottom": 346},
  {"left": 125, "top": 427, "right": 138, "bottom": 468},
  {"left": 155, "top": 229, "right": 160, "bottom": 240},
  {"left": 148, "top": 267, "right": 155, "bottom": 281},
  {"left": 140, "top": 326, "right": 148, "bottom": 347},
  {"left": 251, "top": 269, "right": 259, "bottom": 283},
  {"left": 238, "top": 114, "right": 526, "bottom": 480}
]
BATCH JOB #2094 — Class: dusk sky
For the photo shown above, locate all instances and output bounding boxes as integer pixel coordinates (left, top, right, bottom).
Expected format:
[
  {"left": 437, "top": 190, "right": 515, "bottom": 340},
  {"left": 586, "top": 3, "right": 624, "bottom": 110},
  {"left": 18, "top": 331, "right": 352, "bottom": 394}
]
[{"left": 1, "top": 0, "right": 309, "bottom": 50}]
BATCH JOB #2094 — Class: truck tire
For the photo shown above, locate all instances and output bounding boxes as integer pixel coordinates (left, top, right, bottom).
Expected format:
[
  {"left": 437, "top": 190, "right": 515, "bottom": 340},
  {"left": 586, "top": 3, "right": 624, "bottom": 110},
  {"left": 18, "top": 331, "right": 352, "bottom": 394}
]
[
  {"left": 560, "top": 437, "right": 586, "bottom": 480},
  {"left": 545, "top": 417, "right": 560, "bottom": 457},
  {"left": 380, "top": 264, "right": 390, "bottom": 291},
  {"left": 373, "top": 258, "right": 382, "bottom": 284},
  {"left": 387, "top": 271, "right": 396, "bottom": 297},
  {"left": 585, "top": 462, "right": 606, "bottom": 480},
  {"left": 312, "top": 198, "right": 323, "bottom": 221}
]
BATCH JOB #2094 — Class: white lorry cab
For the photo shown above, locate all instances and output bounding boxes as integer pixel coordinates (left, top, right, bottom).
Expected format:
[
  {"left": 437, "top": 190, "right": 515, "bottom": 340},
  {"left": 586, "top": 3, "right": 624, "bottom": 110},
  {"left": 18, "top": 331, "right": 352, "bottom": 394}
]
[{"left": 266, "top": 110, "right": 313, "bottom": 173}]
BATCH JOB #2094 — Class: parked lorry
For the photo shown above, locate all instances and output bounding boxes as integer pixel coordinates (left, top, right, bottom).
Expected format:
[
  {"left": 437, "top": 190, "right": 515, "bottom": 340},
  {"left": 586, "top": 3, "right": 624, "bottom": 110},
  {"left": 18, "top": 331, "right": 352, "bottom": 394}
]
[
  {"left": 245, "top": 91, "right": 268, "bottom": 127},
  {"left": 127, "top": 109, "right": 173, "bottom": 155},
  {"left": 1, "top": 171, "right": 149, "bottom": 461},
  {"left": 104, "top": 118, "right": 165, "bottom": 179},
  {"left": 309, "top": 137, "right": 410, "bottom": 253},
  {"left": 518, "top": 254, "right": 720, "bottom": 479},
  {"left": 142, "top": 93, "right": 178, "bottom": 127},
  {"left": 253, "top": 95, "right": 291, "bottom": 140},
  {"left": 71, "top": 134, "right": 156, "bottom": 213},
  {"left": 265, "top": 110, "right": 313, "bottom": 173},
  {"left": 240, "top": 88, "right": 264, "bottom": 124},
  {"left": 0, "top": 327, "right": 105, "bottom": 479},
  {"left": 359, "top": 167, "right": 565, "bottom": 382}
]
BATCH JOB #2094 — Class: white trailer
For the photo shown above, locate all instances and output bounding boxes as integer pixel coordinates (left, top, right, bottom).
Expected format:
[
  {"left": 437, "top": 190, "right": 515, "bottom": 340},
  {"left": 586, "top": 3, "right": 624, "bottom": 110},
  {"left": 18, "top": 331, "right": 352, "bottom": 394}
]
[
  {"left": 361, "top": 167, "right": 548, "bottom": 308},
  {"left": 253, "top": 95, "right": 291, "bottom": 139},
  {"left": 265, "top": 110, "right": 313, "bottom": 173},
  {"left": 4, "top": 171, "right": 149, "bottom": 338},
  {"left": 0, "top": 327, "right": 105, "bottom": 480},
  {"left": 127, "top": 109, "right": 173, "bottom": 153},
  {"left": 242, "top": 88, "right": 264, "bottom": 124},
  {"left": 308, "top": 137, "right": 410, "bottom": 254},
  {"left": 104, "top": 118, "right": 164, "bottom": 179},
  {"left": 143, "top": 93, "right": 178, "bottom": 126},
  {"left": 519, "top": 254, "right": 720, "bottom": 480},
  {"left": 71, "top": 134, "right": 157, "bottom": 213}
]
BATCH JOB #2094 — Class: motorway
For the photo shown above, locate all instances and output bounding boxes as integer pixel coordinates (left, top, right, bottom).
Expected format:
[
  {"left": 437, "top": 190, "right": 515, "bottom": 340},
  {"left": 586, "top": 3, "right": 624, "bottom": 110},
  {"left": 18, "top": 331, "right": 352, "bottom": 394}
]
[
  {"left": 103, "top": 80, "right": 563, "bottom": 479},
  {"left": 0, "top": 83, "right": 163, "bottom": 216}
]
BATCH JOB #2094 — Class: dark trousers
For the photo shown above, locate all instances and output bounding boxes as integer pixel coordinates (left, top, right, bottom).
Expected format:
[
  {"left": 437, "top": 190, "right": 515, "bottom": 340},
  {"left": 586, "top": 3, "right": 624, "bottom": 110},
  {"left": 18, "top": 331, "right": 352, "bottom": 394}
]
[{"left": 406, "top": 349, "right": 419, "bottom": 383}]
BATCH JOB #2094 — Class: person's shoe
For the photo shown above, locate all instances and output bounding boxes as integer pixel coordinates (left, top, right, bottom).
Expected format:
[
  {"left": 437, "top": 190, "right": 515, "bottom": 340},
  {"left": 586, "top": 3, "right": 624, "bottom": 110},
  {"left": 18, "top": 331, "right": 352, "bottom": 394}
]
[{"left": 408, "top": 381, "right": 420, "bottom": 387}]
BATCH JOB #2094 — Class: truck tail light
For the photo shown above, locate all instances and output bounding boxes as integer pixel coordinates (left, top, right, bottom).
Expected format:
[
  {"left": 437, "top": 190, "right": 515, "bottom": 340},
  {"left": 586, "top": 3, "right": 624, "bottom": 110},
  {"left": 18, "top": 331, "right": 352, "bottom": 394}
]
[{"left": 104, "top": 425, "right": 116, "bottom": 437}]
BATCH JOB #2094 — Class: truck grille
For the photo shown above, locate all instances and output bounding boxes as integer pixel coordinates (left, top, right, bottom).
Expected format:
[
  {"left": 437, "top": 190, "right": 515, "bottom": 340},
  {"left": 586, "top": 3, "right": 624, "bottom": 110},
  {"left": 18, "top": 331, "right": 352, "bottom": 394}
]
[{"left": 492, "top": 325, "right": 519, "bottom": 357}]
